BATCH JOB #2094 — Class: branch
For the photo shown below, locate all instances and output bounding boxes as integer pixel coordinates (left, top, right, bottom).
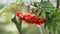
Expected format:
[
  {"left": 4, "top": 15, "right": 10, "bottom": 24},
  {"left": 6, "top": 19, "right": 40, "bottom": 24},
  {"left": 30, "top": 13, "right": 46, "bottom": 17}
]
[
  {"left": 41, "top": 0, "right": 43, "bottom": 3},
  {"left": 56, "top": 0, "right": 59, "bottom": 12},
  {"left": 27, "top": 5, "right": 30, "bottom": 13},
  {"left": 12, "top": 15, "right": 22, "bottom": 34}
]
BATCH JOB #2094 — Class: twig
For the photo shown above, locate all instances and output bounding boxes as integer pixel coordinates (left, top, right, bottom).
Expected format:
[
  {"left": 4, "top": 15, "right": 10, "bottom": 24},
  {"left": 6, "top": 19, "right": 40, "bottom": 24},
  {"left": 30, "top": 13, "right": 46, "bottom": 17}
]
[
  {"left": 27, "top": 5, "right": 30, "bottom": 13},
  {"left": 30, "top": 0, "right": 33, "bottom": 5},
  {"left": 56, "top": 0, "right": 59, "bottom": 12},
  {"left": 12, "top": 15, "right": 22, "bottom": 34},
  {"left": 12, "top": 0, "right": 23, "bottom": 34},
  {"left": 41, "top": 0, "right": 43, "bottom": 3}
]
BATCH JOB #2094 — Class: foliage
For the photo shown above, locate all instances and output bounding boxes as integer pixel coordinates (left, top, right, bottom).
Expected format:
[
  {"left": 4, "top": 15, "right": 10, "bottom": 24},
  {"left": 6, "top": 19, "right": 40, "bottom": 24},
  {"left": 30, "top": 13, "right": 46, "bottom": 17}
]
[
  {"left": 0, "top": 0, "right": 60, "bottom": 34},
  {"left": 32, "top": 1, "right": 60, "bottom": 34}
]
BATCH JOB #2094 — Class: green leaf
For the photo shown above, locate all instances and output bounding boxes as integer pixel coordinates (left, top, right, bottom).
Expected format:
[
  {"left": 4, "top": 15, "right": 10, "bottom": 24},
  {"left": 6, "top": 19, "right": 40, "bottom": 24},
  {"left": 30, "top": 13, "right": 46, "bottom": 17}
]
[
  {"left": 53, "top": 23, "right": 57, "bottom": 32},
  {"left": 36, "top": 9, "right": 42, "bottom": 16},
  {"left": 34, "top": 1, "right": 40, "bottom": 7},
  {"left": 40, "top": 10, "right": 46, "bottom": 19},
  {"left": 32, "top": 1, "right": 60, "bottom": 33},
  {"left": 2, "top": 12, "right": 12, "bottom": 19},
  {"left": 42, "top": 1, "right": 54, "bottom": 8},
  {"left": 54, "top": 12, "right": 60, "bottom": 24},
  {"left": 16, "top": 0, "right": 24, "bottom": 4}
]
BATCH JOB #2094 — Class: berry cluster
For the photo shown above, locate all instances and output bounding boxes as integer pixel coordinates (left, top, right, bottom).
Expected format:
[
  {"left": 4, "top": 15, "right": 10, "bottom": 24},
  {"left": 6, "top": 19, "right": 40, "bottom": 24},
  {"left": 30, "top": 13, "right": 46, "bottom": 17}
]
[{"left": 13, "top": 8, "right": 45, "bottom": 25}]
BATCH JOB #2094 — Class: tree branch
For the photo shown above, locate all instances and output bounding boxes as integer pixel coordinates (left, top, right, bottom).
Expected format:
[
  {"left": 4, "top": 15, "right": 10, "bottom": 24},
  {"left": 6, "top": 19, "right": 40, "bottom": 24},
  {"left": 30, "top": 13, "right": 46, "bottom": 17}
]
[
  {"left": 27, "top": 5, "right": 30, "bottom": 13},
  {"left": 12, "top": 15, "right": 22, "bottom": 34},
  {"left": 41, "top": 0, "right": 43, "bottom": 3},
  {"left": 56, "top": 0, "right": 59, "bottom": 12}
]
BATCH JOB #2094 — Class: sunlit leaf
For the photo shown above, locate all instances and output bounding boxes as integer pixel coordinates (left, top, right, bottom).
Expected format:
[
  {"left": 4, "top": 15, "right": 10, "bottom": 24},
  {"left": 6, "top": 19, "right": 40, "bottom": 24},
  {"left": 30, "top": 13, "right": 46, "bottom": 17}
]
[{"left": 2, "top": 12, "right": 12, "bottom": 19}]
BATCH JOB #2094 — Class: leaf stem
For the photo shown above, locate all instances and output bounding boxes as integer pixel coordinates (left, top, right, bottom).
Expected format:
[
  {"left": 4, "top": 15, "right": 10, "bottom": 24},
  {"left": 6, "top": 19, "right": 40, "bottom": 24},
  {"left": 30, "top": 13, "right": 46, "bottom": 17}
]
[{"left": 0, "top": 4, "right": 9, "bottom": 15}]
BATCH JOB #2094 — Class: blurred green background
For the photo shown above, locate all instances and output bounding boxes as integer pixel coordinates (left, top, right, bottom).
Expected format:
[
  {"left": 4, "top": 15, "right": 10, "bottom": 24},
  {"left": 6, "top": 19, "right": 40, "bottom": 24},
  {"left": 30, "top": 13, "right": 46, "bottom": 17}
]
[{"left": 0, "top": 0, "right": 60, "bottom": 34}]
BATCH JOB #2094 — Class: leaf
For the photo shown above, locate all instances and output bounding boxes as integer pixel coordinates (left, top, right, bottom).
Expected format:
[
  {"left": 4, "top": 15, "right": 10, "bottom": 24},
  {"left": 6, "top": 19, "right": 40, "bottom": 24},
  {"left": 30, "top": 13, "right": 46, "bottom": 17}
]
[
  {"left": 54, "top": 12, "right": 60, "bottom": 24},
  {"left": 36, "top": 9, "right": 42, "bottom": 16},
  {"left": 32, "top": 1, "right": 60, "bottom": 33},
  {"left": 42, "top": 1, "right": 54, "bottom": 8},
  {"left": 40, "top": 10, "right": 46, "bottom": 19},
  {"left": 16, "top": 0, "right": 24, "bottom": 4},
  {"left": 34, "top": 1, "right": 40, "bottom": 7},
  {"left": 2, "top": 12, "right": 12, "bottom": 19},
  {"left": 53, "top": 23, "right": 57, "bottom": 32}
]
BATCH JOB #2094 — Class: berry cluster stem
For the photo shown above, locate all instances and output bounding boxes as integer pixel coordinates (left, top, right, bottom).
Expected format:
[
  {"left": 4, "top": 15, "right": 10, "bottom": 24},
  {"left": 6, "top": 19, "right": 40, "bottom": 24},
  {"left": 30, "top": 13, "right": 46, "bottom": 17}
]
[
  {"left": 12, "top": 15, "right": 22, "bottom": 34},
  {"left": 12, "top": 0, "right": 22, "bottom": 34}
]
